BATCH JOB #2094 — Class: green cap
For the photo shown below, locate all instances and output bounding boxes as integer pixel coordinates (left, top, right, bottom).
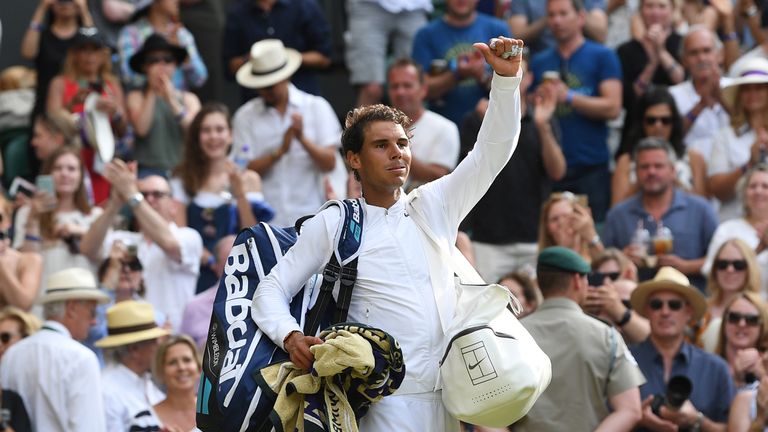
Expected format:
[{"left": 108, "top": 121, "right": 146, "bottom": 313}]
[{"left": 537, "top": 246, "right": 590, "bottom": 275}]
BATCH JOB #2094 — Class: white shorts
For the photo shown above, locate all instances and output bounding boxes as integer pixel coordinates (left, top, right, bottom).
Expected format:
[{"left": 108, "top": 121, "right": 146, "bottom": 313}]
[{"left": 359, "top": 391, "right": 460, "bottom": 431}]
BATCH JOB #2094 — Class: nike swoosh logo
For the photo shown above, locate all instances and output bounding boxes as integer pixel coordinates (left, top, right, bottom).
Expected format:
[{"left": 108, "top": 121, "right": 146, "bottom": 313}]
[{"left": 468, "top": 357, "right": 485, "bottom": 370}]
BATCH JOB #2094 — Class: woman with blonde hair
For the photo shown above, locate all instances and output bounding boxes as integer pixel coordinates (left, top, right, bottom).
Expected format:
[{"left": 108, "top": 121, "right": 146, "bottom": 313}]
[
  {"left": 697, "top": 238, "right": 762, "bottom": 351},
  {"left": 538, "top": 191, "right": 603, "bottom": 262},
  {"left": 0, "top": 195, "right": 42, "bottom": 311},
  {"left": 130, "top": 335, "right": 200, "bottom": 432},
  {"left": 714, "top": 292, "right": 768, "bottom": 389},
  {"left": 0, "top": 305, "right": 39, "bottom": 431}
]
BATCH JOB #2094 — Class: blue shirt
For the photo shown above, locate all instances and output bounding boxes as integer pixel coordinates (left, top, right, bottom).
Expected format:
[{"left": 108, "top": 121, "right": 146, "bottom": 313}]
[
  {"left": 530, "top": 40, "right": 621, "bottom": 167},
  {"left": 509, "top": 0, "right": 606, "bottom": 54},
  {"left": 630, "top": 339, "right": 735, "bottom": 425},
  {"left": 412, "top": 13, "right": 510, "bottom": 125},
  {"left": 223, "top": 0, "right": 332, "bottom": 99}
]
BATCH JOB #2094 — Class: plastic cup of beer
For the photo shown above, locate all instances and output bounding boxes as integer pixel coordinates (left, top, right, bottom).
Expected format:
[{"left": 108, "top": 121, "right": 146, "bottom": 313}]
[{"left": 542, "top": 71, "right": 560, "bottom": 84}]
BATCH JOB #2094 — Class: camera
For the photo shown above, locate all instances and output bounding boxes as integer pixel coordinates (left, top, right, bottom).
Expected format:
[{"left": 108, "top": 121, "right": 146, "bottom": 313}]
[{"left": 651, "top": 375, "right": 692, "bottom": 416}]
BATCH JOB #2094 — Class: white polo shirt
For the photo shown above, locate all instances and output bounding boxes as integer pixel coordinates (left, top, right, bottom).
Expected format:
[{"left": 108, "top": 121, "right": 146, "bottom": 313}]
[{"left": 102, "top": 363, "right": 165, "bottom": 432}]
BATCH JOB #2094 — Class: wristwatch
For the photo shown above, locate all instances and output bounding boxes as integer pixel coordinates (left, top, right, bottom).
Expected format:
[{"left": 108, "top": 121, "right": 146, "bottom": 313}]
[
  {"left": 745, "top": 4, "right": 759, "bottom": 18},
  {"left": 128, "top": 192, "right": 144, "bottom": 209}
]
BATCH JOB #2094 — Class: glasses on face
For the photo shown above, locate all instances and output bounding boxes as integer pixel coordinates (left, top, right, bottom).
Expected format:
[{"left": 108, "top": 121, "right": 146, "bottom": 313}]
[
  {"left": 714, "top": 259, "right": 748, "bottom": 271},
  {"left": 648, "top": 298, "right": 685, "bottom": 311},
  {"left": 644, "top": 116, "right": 673, "bottom": 126},
  {"left": 726, "top": 311, "right": 761, "bottom": 326},
  {"left": 121, "top": 260, "right": 142, "bottom": 272},
  {"left": 139, "top": 190, "right": 169, "bottom": 200},
  {"left": 587, "top": 271, "right": 620, "bottom": 287},
  {"left": 145, "top": 54, "right": 176, "bottom": 65},
  {"left": 0, "top": 332, "right": 20, "bottom": 344}
]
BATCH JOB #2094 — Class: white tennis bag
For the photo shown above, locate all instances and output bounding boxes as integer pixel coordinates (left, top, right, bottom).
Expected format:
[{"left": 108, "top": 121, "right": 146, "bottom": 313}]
[{"left": 410, "top": 209, "right": 552, "bottom": 428}]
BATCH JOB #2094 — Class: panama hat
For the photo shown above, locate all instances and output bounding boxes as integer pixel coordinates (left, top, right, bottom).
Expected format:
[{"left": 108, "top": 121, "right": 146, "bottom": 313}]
[
  {"left": 39, "top": 268, "right": 110, "bottom": 304},
  {"left": 128, "top": 34, "right": 188, "bottom": 74},
  {"left": 236, "top": 39, "right": 301, "bottom": 89},
  {"left": 95, "top": 301, "right": 169, "bottom": 348},
  {"left": 630, "top": 267, "right": 707, "bottom": 320},
  {"left": 722, "top": 56, "right": 768, "bottom": 111}
]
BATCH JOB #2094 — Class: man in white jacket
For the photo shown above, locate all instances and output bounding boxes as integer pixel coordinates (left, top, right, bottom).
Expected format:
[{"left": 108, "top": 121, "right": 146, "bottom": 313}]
[{"left": 252, "top": 36, "right": 524, "bottom": 431}]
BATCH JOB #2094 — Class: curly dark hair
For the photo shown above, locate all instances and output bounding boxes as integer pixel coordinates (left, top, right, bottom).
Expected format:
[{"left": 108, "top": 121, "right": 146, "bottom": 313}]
[{"left": 341, "top": 104, "right": 412, "bottom": 156}]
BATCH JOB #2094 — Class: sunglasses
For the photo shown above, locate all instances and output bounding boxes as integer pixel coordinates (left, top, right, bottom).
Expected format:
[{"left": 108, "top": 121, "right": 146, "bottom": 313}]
[
  {"left": 726, "top": 311, "right": 761, "bottom": 326},
  {"left": 145, "top": 54, "right": 176, "bottom": 65},
  {"left": 121, "top": 260, "right": 142, "bottom": 271},
  {"left": 644, "top": 116, "right": 673, "bottom": 126},
  {"left": 587, "top": 272, "right": 620, "bottom": 287},
  {"left": 139, "top": 190, "right": 169, "bottom": 200},
  {"left": 649, "top": 298, "right": 685, "bottom": 311},
  {"left": 0, "top": 332, "right": 20, "bottom": 344},
  {"left": 621, "top": 299, "right": 632, "bottom": 310},
  {"left": 0, "top": 229, "right": 8, "bottom": 241},
  {"left": 714, "top": 259, "right": 748, "bottom": 271}
]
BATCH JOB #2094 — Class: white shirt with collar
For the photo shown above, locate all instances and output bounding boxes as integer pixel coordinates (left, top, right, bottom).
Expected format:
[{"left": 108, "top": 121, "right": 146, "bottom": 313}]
[
  {"left": 230, "top": 83, "right": 342, "bottom": 228},
  {"left": 406, "top": 109, "right": 460, "bottom": 190},
  {"left": 0, "top": 320, "right": 106, "bottom": 432},
  {"left": 252, "top": 73, "right": 522, "bottom": 423},
  {"left": 669, "top": 79, "right": 731, "bottom": 159},
  {"left": 102, "top": 362, "right": 165, "bottom": 432},
  {"left": 102, "top": 224, "right": 203, "bottom": 331}
]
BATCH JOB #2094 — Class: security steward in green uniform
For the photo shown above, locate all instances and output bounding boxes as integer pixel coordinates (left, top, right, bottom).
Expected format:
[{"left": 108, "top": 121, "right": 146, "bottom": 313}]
[{"left": 515, "top": 246, "right": 646, "bottom": 432}]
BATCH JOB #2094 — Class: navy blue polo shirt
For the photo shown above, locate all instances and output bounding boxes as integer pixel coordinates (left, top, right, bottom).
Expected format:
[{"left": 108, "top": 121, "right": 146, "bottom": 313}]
[{"left": 630, "top": 339, "right": 735, "bottom": 426}]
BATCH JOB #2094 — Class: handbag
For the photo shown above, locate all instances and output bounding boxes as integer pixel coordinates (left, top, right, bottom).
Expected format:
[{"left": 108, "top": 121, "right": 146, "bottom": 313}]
[{"left": 409, "top": 206, "right": 552, "bottom": 428}]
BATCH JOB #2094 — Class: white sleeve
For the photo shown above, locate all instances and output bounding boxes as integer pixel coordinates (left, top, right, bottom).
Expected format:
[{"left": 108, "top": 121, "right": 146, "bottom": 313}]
[
  {"left": 312, "top": 97, "right": 342, "bottom": 148},
  {"left": 707, "top": 127, "right": 733, "bottom": 176},
  {"left": 169, "top": 226, "right": 203, "bottom": 274},
  {"left": 169, "top": 177, "right": 190, "bottom": 204},
  {"left": 12, "top": 205, "right": 30, "bottom": 249},
  {"left": 69, "top": 352, "right": 106, "bottom": 431},
  {"left": 251, "top": 205, "right": 341, "bottom": 348}
]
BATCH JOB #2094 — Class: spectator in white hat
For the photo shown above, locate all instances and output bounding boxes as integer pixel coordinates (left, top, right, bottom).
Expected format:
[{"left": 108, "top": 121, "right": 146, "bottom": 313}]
[
  {"left": 0, "top": 268, "right": 109, "bottom": 432},
  {"left": 97, "top": 300, "right": 169, "bottom": 432}
]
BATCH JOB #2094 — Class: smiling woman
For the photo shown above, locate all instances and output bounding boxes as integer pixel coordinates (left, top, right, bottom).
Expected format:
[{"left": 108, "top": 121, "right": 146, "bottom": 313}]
[{"left": 714, "top": 292, "right": 768, "bottom": 389}]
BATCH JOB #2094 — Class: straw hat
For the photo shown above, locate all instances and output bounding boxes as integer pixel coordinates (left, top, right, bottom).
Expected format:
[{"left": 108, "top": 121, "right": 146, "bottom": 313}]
[
  {"left": 630, "top": 267, "right": 707, "bottom": 320},
  {"left": 95, "top": 301, "right": 169, "bottom": 348},
  {"left": 722, "top": 56, "right": 768, "bottom": 111},
  {"left": 39, "top": 268, "right": 110, "bottom": 304},
  {"left": 236, "top": 39, "right": 301, "bottom": 89}
]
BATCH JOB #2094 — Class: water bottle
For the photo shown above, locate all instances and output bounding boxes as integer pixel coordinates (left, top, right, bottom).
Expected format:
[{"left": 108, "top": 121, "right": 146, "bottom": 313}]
[{"left": 234, "top": 144, "right": 250, "bottom": 170}]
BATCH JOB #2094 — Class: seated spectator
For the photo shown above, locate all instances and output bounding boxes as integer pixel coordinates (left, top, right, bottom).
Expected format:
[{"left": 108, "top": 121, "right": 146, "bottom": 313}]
[
  {"left": 669, "top": 26, "right": 730, "bottom": 161},
  {"left": 171, "top": 103, "right": 272, "bottom": 292},
  {"left": 538, "top": 191, "right": 604, "bottom": 263},
  {"left": 497, "top": 271, "right": 541, "bottom": 318},
  {"left": 47, "top": 27, "right": 128, "bottom": 205},
  {"left": 703, "top": 165, "right": 768, "bottom": 293},
  {"left": 629, "top": 267, "right": 735, "bottom": 431},
  {"left": 411, "top": 0, "right": 510, "bottom": 125},
  {"left": 617, "top": 0, "right": 685, "bottom": 131},
  {"left": 0, "top": 268, "right": 109, "bottom": 431},
  {"left": 96, "top": 301, "right": 168, "bottom": 432},
  {"left": 584, "top": 248, "right": 652, "bottom": 344},
  {"left": 708, "top": 57, "right": 768, "bottom": 221},
  {"left": 0, "top": 306, "right": 39, "bottom": 431},
  {"left": 612, "top": 87, "right": 707, "bottom": 206},
  {"left": 698, "top": 239, "right": 762, "bottom": 351},
  {"left": 507, "top": 0, "right": 608, "bottom": 54},
  {"left": 80, "top": 161, "right": 203, "bottom": 331},
  {"left": 603, "top": 138, "right": 718, "bottom": 289},
  {"left": 180, "top": 234, "right": 235, "bottom": 350},
  {"left": 29, "top": 111, "right": 80, "bottom": 170},
  {"left": 129, "top": 335, "right": 200, "bottom": 432},
  {"left": 0, "top": 66, "right": 36, "bottom": 132},
  {"left": 729, "top": 374, "right": 768, "bottom": 431},
  {"left": 21, "top": 0, "right": 94, "bottom": 118},
  {"left": 346, "top": 1, "right": 429, "bottom": 106},
  {"left": 126, "top": 34, "right": 200, "bottom": 178},
  {"left": 715, "top": 292, "right": 768, "bottom": 389},
  {"left": 0, "top": 195, "right": 42, "bottom": 311},
  {"left": 117, "top": 0, "right": 207, "bottom": 90},
  {"left": 516, "top": 246, "right": 644, "bottom": 431},
  {"left": 13, "top": 147, "right": 103, "bottom": 308}
]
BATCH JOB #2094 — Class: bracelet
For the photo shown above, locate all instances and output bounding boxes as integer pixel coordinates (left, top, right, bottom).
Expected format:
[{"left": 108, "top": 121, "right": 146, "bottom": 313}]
[
  {"left": 588, "top": 234, "right": 601, "bottom": 248},
  {"left": 745, "top": 4, "right": 759, "bottom": 18},
  {"left": 24, "top": 234, "right": 41, "bottom": 242},
  {"left": 175, "top": 107, "right": 187, "bottom": 122},
  {"left": 565, "top": 90, "right": 575, "bottom": 107},
  {"left": 685, "top": 110, "right": 698, "bottom": 124},
  {"left": 723, "top": 32, "right": 739, "bottom": 42},
  {"left": 29, "top": 22, "right": 45, "bottom": 32},
  {"left": 616, "top": 308, "right": 632, "bottom": 327},
  {"left": 282, "top": 330, "right": 302, "bottom": 348}
]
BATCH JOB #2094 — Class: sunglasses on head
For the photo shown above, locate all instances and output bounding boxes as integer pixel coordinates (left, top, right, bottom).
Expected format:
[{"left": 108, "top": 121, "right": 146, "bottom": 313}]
[
  {"left": 587, "top": 271, "right": 620, "bottom": 287},
  {"left": 649, "top": 298, "right": 685, "bottom": 311},
  {"left": 644, "top": 115, "right": 673, "bottom": 126},
  {"left": 714, "top": 259, "right": 748, "bottom": 271},
  {"left": 727, "top": 311, "right": 761, "bottom": 326},
  {"left": 0, "top": 332, "right": 19, "bottom": 344},
  {"left": 145, "top": 54, "right": 176, "bottom": 65}
]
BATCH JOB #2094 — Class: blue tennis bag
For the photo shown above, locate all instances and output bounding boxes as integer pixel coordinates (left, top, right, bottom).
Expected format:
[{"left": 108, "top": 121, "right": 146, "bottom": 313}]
[{"left": 196, "top": 198, "right": 364, "bottom": 432}]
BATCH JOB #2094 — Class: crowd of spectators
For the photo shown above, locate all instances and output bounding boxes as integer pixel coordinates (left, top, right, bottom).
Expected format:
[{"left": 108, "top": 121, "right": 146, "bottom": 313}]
[{"left": 1, "top": 0, "right": 768, "bottom": 430}]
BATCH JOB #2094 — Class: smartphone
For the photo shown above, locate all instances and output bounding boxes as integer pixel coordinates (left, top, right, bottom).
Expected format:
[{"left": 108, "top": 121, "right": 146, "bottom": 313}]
[
  {"left": 126, "top": 244, "right": 138, "bottom": 259},
  {"left": 35, "top": 175, "right": 55, "bottom": 196},
  {"left": 9, "top": 177, "right": 36, "bottom": 198}
]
